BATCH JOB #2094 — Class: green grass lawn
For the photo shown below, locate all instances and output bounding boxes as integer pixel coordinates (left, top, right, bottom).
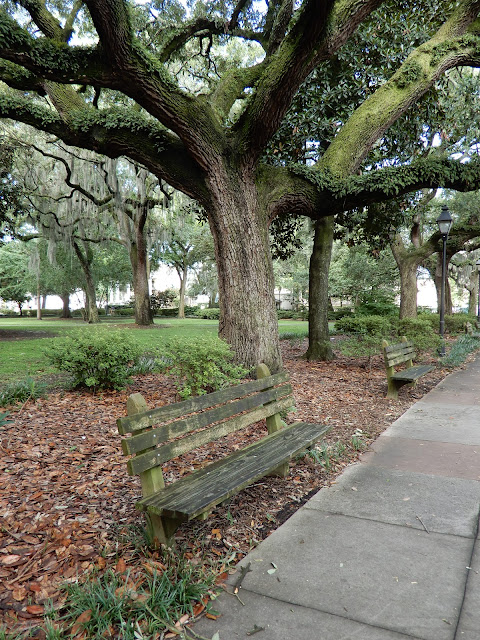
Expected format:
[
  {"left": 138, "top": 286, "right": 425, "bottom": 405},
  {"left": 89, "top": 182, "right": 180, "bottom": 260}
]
[{"left": 0, "top": 316, "right": 311, "bottom": 385}]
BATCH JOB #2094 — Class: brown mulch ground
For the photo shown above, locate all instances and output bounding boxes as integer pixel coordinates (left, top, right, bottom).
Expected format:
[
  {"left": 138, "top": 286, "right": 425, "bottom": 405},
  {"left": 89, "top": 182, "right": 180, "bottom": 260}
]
[{"left": 0, "top": 340, "right": 455, "bottom": 635}]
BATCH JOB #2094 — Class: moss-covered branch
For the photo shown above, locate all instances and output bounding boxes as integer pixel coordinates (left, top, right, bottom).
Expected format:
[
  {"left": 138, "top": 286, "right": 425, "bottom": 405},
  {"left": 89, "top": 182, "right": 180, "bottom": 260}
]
[
  {"left": 0, "top": 93, "right": 208, "bottom": 202},
  {"left": 260, "top": 155, "right": 480, "bottom": 221},
  {"left": 232, "top": 0, "right": 383, "bottom": 162},
  {"left": 1, "top": 3, "right": 227, "bottom": 166},
  {"left": 0, "top": 9, "right": 110, "bottom": 84},
  {"left": 319, "top": 0, "right": 480, "bottom": 176},
  {"left": 211, "top": 62, "right": 266, "bottom": 121}
]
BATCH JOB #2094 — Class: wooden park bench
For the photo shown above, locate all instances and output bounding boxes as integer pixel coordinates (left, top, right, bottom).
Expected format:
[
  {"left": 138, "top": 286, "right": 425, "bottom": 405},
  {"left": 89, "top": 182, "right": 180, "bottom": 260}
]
[
  {"left": 117, "top": 363, "right": 330, "bottom": 546},
  {"left": 382, "top": 337, "right": 434, "bottom": 400}
]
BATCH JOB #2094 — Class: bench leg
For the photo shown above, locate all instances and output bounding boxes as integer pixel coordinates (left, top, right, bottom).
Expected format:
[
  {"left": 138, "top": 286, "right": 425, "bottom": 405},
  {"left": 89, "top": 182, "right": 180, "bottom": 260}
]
[
  {"left": 145, "top": 512, "right": 182, "bottom": 548},
  {"left": 386, "top": 379, "right": 399, "bottom": 400},
  {"left": 267, "top": 461, "right": 289, "bottom": 478}
]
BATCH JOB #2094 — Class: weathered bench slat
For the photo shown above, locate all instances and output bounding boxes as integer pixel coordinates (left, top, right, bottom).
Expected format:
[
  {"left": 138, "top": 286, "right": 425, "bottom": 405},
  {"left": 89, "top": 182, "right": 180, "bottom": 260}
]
[
  {"left": 117, "top": 372, "right": 289, "bottom": 435},
  {"left": 391, "top": 364, "right": 433, "bottom": 382},
  {"left": 384, "top": 343, "right": 415, "bottom": 356},
  {"left": 127, "top": 394, "right": 295, "bottom": 476},
  {"left": 122, "top": 383, "right": 293, "bottom": 456},
  {"left": 385, "top": 350, "right": 415, "bottom": 367},
  {"left": 138, "top": 421, "right": 331, "bottom": 520}
]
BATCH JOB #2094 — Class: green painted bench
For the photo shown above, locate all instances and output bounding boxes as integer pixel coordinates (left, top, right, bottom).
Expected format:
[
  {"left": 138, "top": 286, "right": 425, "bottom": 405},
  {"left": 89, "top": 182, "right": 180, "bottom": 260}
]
[
  {"left": 117, "top": 363, "right": 331, "bottom": 546},
  {"left": 382, "top": 337, "right": 434, "bottom": 400}
]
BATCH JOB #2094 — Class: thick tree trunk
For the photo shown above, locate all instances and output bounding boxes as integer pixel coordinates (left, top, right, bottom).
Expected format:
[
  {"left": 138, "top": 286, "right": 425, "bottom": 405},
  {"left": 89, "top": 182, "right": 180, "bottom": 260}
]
[
  {"left": 178, "top": 265, "right": 187, "bottom": 319},
  {"left": 60, "top": 292, "right": 72, "bottom": 318},
  {"left": 434, "top": 253, "right": 452, "bottom": 316},
  {"left": 468, "top": 286, "right": 476, "bottom": 316},
  {"left": 84, "top": 272, "right": 100, "bottom": 324},
  {"left": 130, "top": 239, "right": 153, "bottom": 326},
  {"left": 36, "top": 277, "right": 42, "bottom": 320},
  {"left": 207, "top": 170, "right": 281, "bottom": 372},
  {"left": 398, "top": 260, "right": 418, "bottom": 319},
  {"left": 73, "top": 241, "right": 99, "bottom": 324},
  {"left": 305, "top": 217, "right": 334, "bottom": 361}
]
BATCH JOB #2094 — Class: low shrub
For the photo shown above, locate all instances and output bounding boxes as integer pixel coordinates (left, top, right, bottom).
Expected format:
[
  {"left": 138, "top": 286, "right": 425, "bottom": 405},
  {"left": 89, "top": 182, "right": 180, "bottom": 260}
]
[
  {"left": 0, "top": 376, "right": 47, "bottom": 407},
  {"left": 356, "top": 301, "right": 399, "bottom": 317},
  {"left": 329, "top": 308, "right": 353, "bottom": 321},
  {"left": 418, "top": 312, "right": 477, "bottom": 335},
  {"left": 395, "top": 317, "right": 441, "bottom": 352},
  {"left": 44, "top": 329, "right": 142, "bottom": 391},
  {"left": 335, "top": 314, "right": 393, "bottom": 337},
  {"left": 158, "top": 335, "right": 247, "bottom": 398},
  {"left": 277, "top": 310, "right": 295, "bottom": 319},
  {"left": 445, "top": 313, "right": 478, "bottom": 334},
  {"left": 155, "top": 306, "right": 199, "bottom": 317},
  {"left": 194, "top": 307, "right": 220, "bottom": 320}
]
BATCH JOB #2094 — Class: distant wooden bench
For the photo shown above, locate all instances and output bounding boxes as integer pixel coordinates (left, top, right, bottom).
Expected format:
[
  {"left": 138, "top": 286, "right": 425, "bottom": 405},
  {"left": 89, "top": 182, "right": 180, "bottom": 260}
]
[
  {"left": 382, "top": 337, "right": 434, "bottom": 400},
  {"left": 117, "top": 363, "right": 331, "bottom": 546}
]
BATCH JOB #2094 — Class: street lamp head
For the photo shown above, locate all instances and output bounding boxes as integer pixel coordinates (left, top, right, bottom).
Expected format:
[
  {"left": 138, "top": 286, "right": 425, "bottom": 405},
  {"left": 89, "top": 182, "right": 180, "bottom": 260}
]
[{"left": 436, "top": 205, "right": 453, "bottom": 237}]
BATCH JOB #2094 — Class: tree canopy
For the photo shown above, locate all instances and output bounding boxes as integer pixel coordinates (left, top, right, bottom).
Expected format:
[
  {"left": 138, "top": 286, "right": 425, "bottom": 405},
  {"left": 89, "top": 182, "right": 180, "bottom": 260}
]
[{"left": 3, "top": 0, "right": 480, "bottom": 368}]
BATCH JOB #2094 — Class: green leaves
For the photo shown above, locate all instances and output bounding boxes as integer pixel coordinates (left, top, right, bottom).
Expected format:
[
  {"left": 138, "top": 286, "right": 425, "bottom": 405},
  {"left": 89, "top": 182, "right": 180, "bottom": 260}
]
[
  {"left": 158, "top": 334, "right": 247, "bottom": 398},
  {"left": 44, "top": 328, "right": 143, "bottom": 391}
]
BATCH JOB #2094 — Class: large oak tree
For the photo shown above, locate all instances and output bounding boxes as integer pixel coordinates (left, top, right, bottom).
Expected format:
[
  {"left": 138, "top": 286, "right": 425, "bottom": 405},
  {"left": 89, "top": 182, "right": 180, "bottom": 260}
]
[{"left": 2, "top": 0, "right": 480, "bottom": 370}]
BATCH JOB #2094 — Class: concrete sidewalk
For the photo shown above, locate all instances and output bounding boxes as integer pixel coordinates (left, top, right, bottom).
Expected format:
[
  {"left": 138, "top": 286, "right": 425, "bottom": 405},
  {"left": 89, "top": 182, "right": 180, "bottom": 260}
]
[{"left": 194, "top": 356, "right": 480, "bottom": 640}]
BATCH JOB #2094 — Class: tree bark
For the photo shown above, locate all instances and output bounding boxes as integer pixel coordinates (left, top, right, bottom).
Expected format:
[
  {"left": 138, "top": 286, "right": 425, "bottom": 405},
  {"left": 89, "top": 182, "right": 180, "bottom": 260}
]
[
  {"left": 36, "top": 275, "right": 42, "bottom": 320},
  {"left": 60, "top": 292, "right": 72, "bottom": 318},
  {"left": 73, "top": 241, "right": 99, "bottom": 323},
  {"left": 177, "top": 264, "right": 188, "bottom": 319},
  {"left": 130, "top": 241, "right": 152, "bottom": 326},
  {"left": 434, "top": 252, "right": 453, "bottom": 316},
  {"left": 390, "top": 242, "right": 418, "bottom": 319},
  {"left": 207, "top": 170, "right": 282, "bottom": 372},
  {"left": 304, "top": 217, "right": 334, "bottom": 361}
]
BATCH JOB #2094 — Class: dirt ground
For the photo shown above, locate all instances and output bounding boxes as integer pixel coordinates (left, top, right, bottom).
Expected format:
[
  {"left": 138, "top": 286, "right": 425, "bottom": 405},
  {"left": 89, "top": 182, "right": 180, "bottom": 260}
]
[{"left": 0, "top": 339, "right": 454, "bottom": 635}]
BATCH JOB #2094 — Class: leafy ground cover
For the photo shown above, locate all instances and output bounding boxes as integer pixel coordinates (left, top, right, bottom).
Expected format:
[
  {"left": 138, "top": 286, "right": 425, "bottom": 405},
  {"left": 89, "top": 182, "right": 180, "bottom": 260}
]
[{"left": 0, "top": 335, "right": 461, "bottom": 639}]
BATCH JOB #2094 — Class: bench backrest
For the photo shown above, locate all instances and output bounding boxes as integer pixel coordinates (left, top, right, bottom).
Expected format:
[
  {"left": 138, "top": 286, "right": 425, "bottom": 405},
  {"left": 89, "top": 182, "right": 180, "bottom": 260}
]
[
  {"left": 117, "top": 366, "right": 293, "bottom": 481},
  {"left": 382, "top": 337, "right": 414, "bottom": 370}
]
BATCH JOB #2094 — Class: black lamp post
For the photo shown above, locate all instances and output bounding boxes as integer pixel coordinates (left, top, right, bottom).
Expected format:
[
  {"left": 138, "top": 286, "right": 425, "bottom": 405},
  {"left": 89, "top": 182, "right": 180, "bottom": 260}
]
[
  {"left": 476, "top": 258, "right": 480, "bottom": 323},
  {"left": 436, "top": 205, "right": 453, "bottom": 357}
]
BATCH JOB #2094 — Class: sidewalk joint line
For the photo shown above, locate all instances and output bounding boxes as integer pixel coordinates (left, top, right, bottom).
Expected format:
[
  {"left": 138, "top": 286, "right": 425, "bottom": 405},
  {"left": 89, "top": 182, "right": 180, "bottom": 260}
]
[
  {"left": 300, "top": 507, "right": 478, "bottom": 540},
  {"left": 236, "top": 586, "right": 425, "bottom": 639}
]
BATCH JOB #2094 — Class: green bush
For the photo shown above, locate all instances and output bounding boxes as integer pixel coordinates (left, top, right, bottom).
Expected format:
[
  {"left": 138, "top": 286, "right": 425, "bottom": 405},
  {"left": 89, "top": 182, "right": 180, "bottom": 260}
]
[
  {"left": 44, "top": 329, "right": 142, "bottom": 391},
  {"left": 158, "top": 335, "right": 247, "bottom": 398},
  {"left": 418, "top": 312, "right": 477, "bottom": 335},
  {"left": 356, "top": 300, "right": 399, "bottom": 317},
  {"left": 0, "top": 376, "right": 47, "bottom": 407},
  {"left": 277, "top": 310, "right": 295, "bottom": 319},
  {"left": 445, "top": 313, "right": 478, "bottom": 334},
  {"left": 155, "top": 306, "right": 199, "bottom": 317},
  {"left": 329, "top": 308, "right": 353, "bottom": 321},
  {"left": 335, "top": 314, "right": 393, "bottom": 337},
  {"left": 395, "top": 317, "right": 441, "bottom": 352},
  {"left": 194, "top": 307, "right": 220, "bottom": 320}
]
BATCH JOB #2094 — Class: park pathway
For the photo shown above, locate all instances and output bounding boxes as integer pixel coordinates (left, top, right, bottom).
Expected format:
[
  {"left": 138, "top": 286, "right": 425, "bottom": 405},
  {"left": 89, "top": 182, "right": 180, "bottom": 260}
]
[{"left": 194, "top": 355, "right": 480, "bottom": 639}]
